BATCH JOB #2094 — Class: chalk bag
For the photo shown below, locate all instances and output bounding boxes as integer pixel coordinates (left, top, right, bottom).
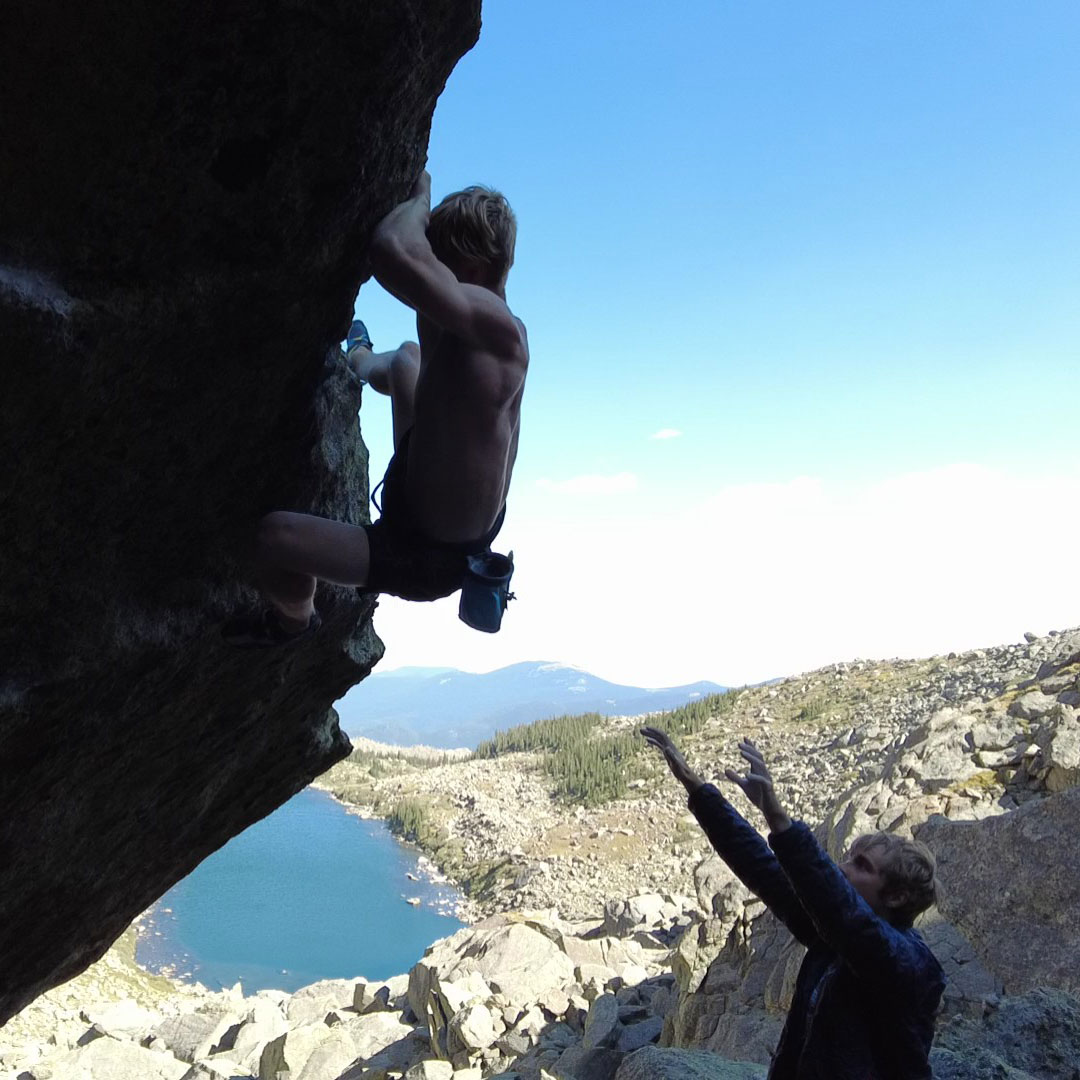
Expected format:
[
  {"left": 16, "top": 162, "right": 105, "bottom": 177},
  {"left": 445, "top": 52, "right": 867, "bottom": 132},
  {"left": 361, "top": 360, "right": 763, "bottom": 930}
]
[{"left": 459, "top": 550, "right": 515, "bottom": 633}]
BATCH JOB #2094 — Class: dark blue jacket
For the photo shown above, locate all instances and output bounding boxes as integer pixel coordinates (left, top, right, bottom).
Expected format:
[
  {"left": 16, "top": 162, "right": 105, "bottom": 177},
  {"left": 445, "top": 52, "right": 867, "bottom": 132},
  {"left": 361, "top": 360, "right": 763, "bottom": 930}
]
[{"left": 689, "top": 783, "right": 944, "bottom": 1080}]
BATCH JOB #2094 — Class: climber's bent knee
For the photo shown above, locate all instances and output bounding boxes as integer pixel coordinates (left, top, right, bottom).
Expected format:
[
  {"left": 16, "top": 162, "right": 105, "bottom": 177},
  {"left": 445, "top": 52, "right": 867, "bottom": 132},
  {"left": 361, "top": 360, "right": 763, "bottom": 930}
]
[{"left": 255, "top": 511, "right": 372, "bottom": 587}]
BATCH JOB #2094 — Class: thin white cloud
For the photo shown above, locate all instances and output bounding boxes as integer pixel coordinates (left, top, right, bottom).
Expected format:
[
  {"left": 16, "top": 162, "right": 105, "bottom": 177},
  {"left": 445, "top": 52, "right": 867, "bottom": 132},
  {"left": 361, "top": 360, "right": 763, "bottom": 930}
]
[
  {"left": 537, "top": 472, "right": 638, "bottom": 495},
  {"left": 649, "top": 428, "right": 683, "bottom": 440}
]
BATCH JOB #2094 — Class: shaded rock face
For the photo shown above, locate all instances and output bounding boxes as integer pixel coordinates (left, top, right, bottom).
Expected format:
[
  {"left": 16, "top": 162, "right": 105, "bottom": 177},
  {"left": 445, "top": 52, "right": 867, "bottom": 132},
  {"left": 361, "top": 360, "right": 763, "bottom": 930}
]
[
  {"left": 930, "top": 988, "right": 1080, "bottom": 1080},
  {"left": 0, "top": 0, "right": 480, "bottom": 1023},
  {"left": 917, "top": 786, "right": 1080, "bottom": 997}
]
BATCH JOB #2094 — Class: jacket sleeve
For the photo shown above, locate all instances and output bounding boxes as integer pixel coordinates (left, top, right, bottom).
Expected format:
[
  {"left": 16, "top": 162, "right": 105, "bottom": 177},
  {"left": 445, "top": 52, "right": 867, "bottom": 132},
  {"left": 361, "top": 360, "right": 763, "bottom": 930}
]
[
  {"left": 768, "top": 821, "right": 939, "bottom": 987},
  {"left": 688, "top": 784, "right": 818, "bottom": 947}
]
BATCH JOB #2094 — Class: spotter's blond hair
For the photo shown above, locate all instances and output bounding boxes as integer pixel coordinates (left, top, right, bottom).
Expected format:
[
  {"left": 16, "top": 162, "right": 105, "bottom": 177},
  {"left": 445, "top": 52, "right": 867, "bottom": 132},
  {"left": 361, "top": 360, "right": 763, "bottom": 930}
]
[{"left": 849, "top": 832, "right": 938, "bottom": 926}]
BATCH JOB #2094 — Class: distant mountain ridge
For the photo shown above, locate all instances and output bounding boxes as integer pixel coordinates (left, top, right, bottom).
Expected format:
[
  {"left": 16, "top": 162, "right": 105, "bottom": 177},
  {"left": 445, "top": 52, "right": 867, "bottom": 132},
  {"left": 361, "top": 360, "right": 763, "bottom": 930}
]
[{"left": 333, "top": 661, "right": 726, "bottom": 749}]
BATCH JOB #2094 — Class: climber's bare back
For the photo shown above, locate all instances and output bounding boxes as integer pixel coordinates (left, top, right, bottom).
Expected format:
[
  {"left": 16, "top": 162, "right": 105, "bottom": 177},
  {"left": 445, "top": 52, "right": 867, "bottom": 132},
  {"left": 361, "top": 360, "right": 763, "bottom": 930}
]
[{"left": 407, "top": 310, "right": 528, "bottom": 544}]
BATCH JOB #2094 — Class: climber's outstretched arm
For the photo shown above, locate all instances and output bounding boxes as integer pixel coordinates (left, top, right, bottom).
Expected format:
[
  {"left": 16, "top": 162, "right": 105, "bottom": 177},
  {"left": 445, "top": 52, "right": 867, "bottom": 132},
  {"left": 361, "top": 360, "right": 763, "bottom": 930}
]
[{"left": 369, "top": 172, "right": 520, "bottom": 354}]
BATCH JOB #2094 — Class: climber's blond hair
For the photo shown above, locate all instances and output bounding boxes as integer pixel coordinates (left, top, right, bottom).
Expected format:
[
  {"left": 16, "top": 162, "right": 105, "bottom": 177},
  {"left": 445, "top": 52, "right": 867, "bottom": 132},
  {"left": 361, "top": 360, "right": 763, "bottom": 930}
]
[
  {"left": 427, "top": 186, "right": 516, "bottom": 283},
  {"left": 850, "top": 832, "right": 938, "bottom": 925}
]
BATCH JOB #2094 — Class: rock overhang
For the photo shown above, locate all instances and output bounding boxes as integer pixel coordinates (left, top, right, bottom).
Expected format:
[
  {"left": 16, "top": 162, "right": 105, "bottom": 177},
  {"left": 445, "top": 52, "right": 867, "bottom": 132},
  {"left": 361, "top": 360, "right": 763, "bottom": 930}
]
[{"left": 0, "top": 0, "right": 482, "bottom": 1024}]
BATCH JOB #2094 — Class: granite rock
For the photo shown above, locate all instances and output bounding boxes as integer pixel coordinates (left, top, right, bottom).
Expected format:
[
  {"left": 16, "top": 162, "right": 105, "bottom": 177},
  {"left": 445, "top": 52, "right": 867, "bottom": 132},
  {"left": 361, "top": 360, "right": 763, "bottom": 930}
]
[
  {"left": 0, "top": 0, "right": 480, "bottom": 1024},
  {"left": 916, "top": 789, "right": 1080, "bottom": 996}
]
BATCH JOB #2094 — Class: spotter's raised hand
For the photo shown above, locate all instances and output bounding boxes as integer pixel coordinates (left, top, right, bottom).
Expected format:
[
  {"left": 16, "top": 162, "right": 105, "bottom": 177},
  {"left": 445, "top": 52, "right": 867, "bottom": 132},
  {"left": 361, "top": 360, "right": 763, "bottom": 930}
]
[
  {"left": 641, "top": 726, "right": 704, "bottom": 793},
  {"left": 724, "top": 739, "right": 790, "bottom": 830}
]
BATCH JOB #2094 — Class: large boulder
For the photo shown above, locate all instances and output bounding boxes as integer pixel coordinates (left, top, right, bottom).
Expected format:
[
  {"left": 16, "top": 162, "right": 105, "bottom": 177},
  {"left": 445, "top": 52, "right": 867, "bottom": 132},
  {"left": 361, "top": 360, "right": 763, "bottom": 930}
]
[
  {"left": 409, "top": 918, "right": 576, "bottom": 1056},
  {"left": 354, "top": 974, "right": 411, "bottom": 1015},
  {"left": 581, "top": 994, "right": 621, "bottom": 1050},
  {"left": 614, "top": 1047, "right": 766, "bottom": 1079},
  {"left": 82, "top": 999, "right": 164, "bottom": 1042},
  {"left": 0, "top": 0, "right": 481, "bottom": 1023},
  {"left": 448, "top": 1002, "right": 501, "bottom": 1054},
  {"left": 341, "top": 1011, "right": 419, "bottom": 1060},
  {"left": 1033, "top": 706, "right": 1080, "bottom": 792},
  {"left": 602, "top": 895, "right": 669, "bottom": 937},
  {"left": 404, "top": 1063, "right": 455, "bottom": 1080},
  {"left": 257, "top": 1012, "right": 420, "bottom": 1080},
  {"left": 229, "top": 997, "right": 289, "bottom": 1068},
  {"left": 286, "top": 979, "right": 360, "bottom": 1025},
  {"left": 666, "top": 906, "right": 796, "bottom": 1066},
  {"left": 551, "top": 1045, "right": 624, "bottom": 1079},
  {"left": 150, "top": 1003, "right": 241, "bottom": 1064},
  {"left": 181, "top": 1060, "right": 248, "bottom": 1080},
  {"left": 259, "top": 1023, "right": 341, "bottom": 1080},
  {"left": 337, "top": 1024, "right": 430, "bottom": 1079},
  {"left": 930, "top": 988, "right": 1080, "bottom": 1080},
  {"left": 693, "top": 858, "right": 751, "bottom": 925},
  {"left": 916, "top": 787, "right": 1080, "bottom": 996},
  {"left": 295, "top": 1027, "right": 364, "bottom": 1080},
  {"left": 39, "top": 1035, "right": 190, "bottom": 1079}
]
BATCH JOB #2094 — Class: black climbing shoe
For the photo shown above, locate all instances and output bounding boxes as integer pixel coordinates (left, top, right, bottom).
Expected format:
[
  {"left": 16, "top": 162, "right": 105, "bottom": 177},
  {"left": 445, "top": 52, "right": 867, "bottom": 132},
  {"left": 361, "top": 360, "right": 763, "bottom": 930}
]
[
  {"left": 221, "top": 608, "right": 322, "bottom": 649},
  {"left": 346, "top": 318, "right": 373, "bottom": 354}
]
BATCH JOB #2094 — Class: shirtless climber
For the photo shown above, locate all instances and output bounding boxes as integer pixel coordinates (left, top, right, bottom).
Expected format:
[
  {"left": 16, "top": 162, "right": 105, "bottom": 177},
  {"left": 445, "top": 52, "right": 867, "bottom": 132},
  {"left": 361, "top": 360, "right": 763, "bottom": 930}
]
[{"left": 223, "top": 171, "right": 528, "bottom": 646}]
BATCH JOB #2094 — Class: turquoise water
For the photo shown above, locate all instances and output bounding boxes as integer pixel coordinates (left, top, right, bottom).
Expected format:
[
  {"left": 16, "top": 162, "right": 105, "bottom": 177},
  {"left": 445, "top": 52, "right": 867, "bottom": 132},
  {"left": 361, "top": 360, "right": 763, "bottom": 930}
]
[{"left": 136, "top": 788, "right": 465, "bottom": 993}]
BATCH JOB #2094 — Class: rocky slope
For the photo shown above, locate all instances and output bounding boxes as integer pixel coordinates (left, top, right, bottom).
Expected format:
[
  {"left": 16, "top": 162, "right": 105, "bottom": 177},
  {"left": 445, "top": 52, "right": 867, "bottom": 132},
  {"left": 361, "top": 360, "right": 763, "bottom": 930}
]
[
  {"left": 5, "top": 627, "right": 1079, "bottom": 1079},
  {"left": 0, "top": 0, "right": 480, "bottom": 1023},
  {"left": 0, "top": 906, "right": 756, "bottom": 1080},
  {"left": 317, "top": 627, "right": 1080, "bottom": 923},
  {"left": 4, "top": 896, "right": 1077, "bottom": 1079}
]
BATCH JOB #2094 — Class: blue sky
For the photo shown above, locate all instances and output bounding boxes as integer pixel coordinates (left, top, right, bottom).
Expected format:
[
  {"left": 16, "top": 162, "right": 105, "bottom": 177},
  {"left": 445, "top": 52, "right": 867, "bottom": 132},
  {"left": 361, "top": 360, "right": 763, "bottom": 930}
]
[{"left": 352, "top": 1, "right": 1080, "bottom": 686}]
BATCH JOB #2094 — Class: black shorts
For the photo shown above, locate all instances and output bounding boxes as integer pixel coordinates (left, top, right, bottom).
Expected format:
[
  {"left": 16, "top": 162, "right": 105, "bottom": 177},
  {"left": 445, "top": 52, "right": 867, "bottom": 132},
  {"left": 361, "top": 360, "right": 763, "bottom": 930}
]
[{"left": 362, "top": 431, "right": 505, "bottom": 602}]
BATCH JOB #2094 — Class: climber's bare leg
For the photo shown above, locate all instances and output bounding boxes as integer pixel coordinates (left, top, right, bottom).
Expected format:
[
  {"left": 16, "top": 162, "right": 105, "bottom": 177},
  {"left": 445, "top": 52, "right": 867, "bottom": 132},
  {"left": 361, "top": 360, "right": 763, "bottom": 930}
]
[
  {"left": 253, "top": 512, "right": 372, "bottom": 631},
  {"left": 346, "top": 345, "right": 397, "bottom": 393},
  {"left": 348, "top": 341, "right": 420, "bottom": 450}
]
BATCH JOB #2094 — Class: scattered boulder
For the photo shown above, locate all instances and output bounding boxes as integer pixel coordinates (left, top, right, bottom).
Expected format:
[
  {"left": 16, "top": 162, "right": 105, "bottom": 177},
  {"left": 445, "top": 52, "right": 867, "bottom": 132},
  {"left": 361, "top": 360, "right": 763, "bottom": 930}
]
[
  {"left": 615, "top": 1015, "right": 663, "bottom": 1052},
  {"left": 82, "top": 998, "right": 163, "bottom": 1041},
  {"left": 151, "top": 1004, "right": 239, "bottom": 1064},
  {"left": 341, "top": 1010, "right": 417, "bottom": 1059},
  {"left": 405, "top": 1062, "right": 455, "bottom": 1080},
  {"left": 448, "top": 1003, "right": 500, "bottom": 1054},
  {"left": 1008, "top": 691, "right": 1058, "bottom": 721},
  {"left": 582, "top": 994, "right": 620, "bottom": 1049},
  {"left": 693, "top": 858, "right": 751, "bottom": 928},
  {"left": 602, "top": 895, "right": 667, "bottom": 937},
  {"left": 551, "top": 1045, "right": 624, "bottom": 1080},
  {"left": 342, "top": 1022, "right": 429, "bottom": 1077},
  {"left": 294, "top": 1027, "right": 360, "bottom": 1080},
  {"left": 43, "top": 1035, "right": 190, "bottom": 1079},
  {"left": 229, "top": 998, "right": 288, "bottom": 1066},
  {"left": 1034, "top": 706, "right": 1080, "bottom": 792},
  {"left": 285, "top": 979, "right": 358, "bottom": 1025},
  {"left": 354, "top": 974, "right": 411, "bottom": 1015},
  {"left": 258, "top": 1024, "right": 325, "bottom": 1080},
  {"left": 409, "top": 918, "right": 575, "bottom": 1057},
  {"left": 181, "top": 1058, "right": 247, "bottom": 1080}
]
